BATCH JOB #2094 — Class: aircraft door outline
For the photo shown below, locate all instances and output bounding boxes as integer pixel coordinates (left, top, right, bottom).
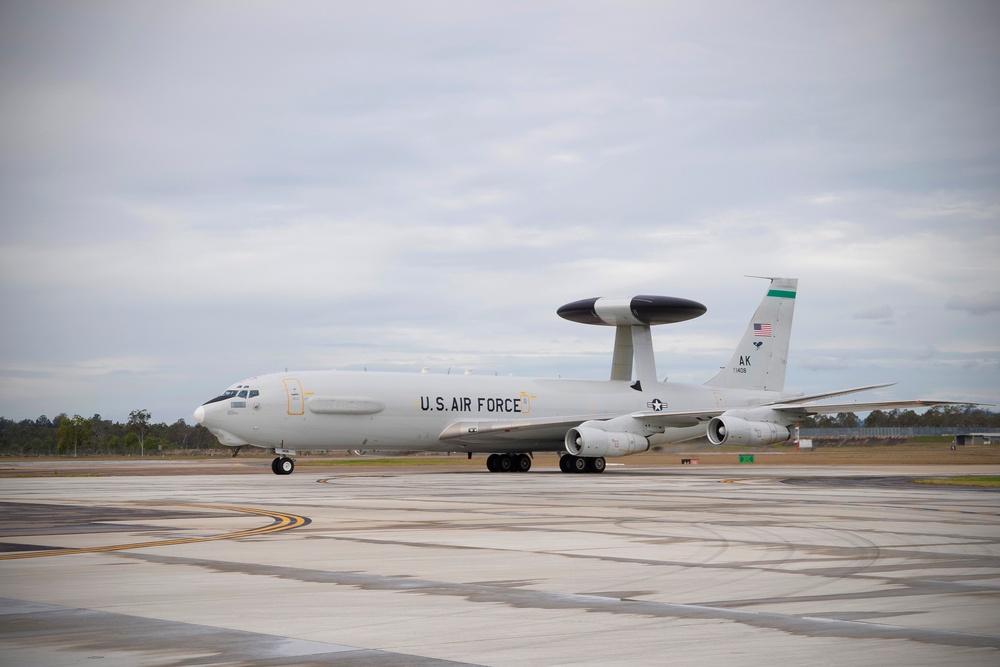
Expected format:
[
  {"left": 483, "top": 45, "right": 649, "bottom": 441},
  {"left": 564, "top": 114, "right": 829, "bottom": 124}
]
[{"left": 283, "top": 378, "right": 305, "bottom": 415}]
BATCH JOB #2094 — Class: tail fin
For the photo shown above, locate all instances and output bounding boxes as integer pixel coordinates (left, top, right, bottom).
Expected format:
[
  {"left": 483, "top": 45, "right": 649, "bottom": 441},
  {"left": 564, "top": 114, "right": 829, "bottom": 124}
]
[{"left": 705, "top": 277, "right": 797, "bottom": 392}]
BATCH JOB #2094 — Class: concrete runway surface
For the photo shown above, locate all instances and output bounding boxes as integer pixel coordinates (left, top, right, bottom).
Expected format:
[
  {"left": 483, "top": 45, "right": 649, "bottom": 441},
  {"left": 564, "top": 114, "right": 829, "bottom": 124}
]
[{"left": 1, "top": 463, "right": 998, "bottom": 666}]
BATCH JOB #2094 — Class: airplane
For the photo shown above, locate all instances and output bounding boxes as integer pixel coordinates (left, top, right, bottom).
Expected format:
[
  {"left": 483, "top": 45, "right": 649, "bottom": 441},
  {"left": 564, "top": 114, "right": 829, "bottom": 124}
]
[{"left": 194, "top": 277, "right": 960, "bottom": 475}]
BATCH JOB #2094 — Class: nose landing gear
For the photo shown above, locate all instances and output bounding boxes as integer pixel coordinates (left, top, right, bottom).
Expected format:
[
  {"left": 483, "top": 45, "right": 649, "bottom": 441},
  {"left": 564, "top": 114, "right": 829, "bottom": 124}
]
[{"left": 271, "top": 448, "right": 297, "bottom": 475}]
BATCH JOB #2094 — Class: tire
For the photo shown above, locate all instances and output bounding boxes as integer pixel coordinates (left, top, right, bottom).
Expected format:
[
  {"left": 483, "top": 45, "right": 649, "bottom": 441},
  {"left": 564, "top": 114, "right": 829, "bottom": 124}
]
[
  {"left": 486, "top": 454, "right": 500, "bottom": 472},
  {"left": 498, "top": 454, "right": 513, "bottom": 472},
  {"left": 279, "top": 457, "right": 294, "bottom": 475},
  {"left": 514, "top": 454, "right": 531, "bottom": 472},
  {"left": 588, "top": 457, "right": 606, "bottom": 473},
  {"left": 570, "top": 455, "right": 587, "bottom": 473},
  {"left": 271, "top": 457, "right": 282, "bottom": 475},
  {"left": 559, "top": 455, "right": 570, "bottom": 473}
]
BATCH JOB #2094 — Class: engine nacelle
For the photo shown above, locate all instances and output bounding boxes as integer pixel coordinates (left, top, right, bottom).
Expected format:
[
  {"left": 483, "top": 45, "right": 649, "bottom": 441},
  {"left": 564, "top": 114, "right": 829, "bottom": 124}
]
[
  {"left": 565, "top": 426, "right": 649, "bottom": 458},
  {"left": 707, "top": 416, "right": 790, "bottom": 446}
]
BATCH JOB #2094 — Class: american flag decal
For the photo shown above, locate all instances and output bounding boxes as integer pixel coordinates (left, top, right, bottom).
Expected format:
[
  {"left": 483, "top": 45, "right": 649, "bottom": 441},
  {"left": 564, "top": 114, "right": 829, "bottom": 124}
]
[{"left": 753, "top": 323, "right": 772, "bottom": 337}]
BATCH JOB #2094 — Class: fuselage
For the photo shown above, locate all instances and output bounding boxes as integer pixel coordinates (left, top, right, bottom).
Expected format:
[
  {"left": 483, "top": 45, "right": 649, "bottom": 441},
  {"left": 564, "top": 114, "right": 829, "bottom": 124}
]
[{"left": 194, "top": 370, "right": 794, "bottom": 454}]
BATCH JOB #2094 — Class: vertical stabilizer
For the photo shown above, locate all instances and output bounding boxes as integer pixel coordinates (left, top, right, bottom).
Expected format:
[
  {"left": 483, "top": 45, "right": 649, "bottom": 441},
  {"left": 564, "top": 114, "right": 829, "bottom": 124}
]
[{"left": 705, "top": 277, "right": 797, "bottom": 392}]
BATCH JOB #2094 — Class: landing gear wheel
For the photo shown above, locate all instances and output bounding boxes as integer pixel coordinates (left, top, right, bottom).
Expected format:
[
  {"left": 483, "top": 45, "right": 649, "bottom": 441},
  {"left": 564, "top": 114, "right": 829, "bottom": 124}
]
[
  {"left": 513, "top": 454, "right": 531, "bottom": 472},
  {"left": 587, "top": 457, "right": 606, "bottom": 473},
  {"left": 277, "top": 457, "right": 294, "bottom": 475},
  {"left": 486, "top": 454, "right": 500, "bottom": 472},
  {"left": 271, "top": 457, "right": 281, "bottom": 474},
  {"left": 497, "top": 454, "right": 513, "bottom": 472}
]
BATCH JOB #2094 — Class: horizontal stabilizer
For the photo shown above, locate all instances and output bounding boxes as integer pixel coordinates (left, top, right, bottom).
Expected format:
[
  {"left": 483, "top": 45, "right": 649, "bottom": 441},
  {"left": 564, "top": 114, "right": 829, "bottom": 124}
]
[
  {"left": 770, "top": 398, "right": 966, "bottom": 418},
  {"left": 762, "top": 383, "right": 896, "bottom": 406}
]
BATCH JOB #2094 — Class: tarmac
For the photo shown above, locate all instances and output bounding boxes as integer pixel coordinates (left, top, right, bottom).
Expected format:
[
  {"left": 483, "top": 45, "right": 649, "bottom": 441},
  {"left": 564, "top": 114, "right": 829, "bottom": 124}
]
[{"left": 1, "top": 460, "right": 999, "bottom": 666}]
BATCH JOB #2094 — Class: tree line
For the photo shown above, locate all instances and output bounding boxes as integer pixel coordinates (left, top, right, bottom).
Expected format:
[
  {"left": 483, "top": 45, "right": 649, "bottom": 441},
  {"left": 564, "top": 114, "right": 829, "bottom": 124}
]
[
  {"left": 1, "top": 404, "right": 997, "bottom": 457},
  {"left": 0, "top": 410, "right": 223, "bottom": 457},
  {"left": 799, "top": 404, "right": 998, "bottom": 429}
]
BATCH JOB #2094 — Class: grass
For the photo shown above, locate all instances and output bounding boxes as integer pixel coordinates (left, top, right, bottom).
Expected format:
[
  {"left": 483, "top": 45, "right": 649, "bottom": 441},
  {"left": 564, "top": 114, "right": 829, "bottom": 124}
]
[
  {"left": 909, "top": 436, "right": 957, "bottom": 444},
  {"left": 912, "top": 476, "right": 1000, "bottom": 488}
]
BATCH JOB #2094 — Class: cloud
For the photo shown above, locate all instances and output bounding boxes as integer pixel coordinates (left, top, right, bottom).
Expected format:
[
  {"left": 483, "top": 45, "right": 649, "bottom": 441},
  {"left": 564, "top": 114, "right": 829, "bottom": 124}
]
[
  {"left": 549, "top": 152, "right": 584, "bottom": 164},
  {"left": 0, "top": 2, "right": 998, "bottom": 422},
  {"left": 853, "top": 304, "right": 895, "bottom": 323},
  {"left": 897, "top": 201, "right": 1000, "bottom": 220},
  {"left": 797, "top": 355, "right": 854, "bottom": 372},
  {"left": 946, "top": 291, "right": 1000, "bottom": 316}
]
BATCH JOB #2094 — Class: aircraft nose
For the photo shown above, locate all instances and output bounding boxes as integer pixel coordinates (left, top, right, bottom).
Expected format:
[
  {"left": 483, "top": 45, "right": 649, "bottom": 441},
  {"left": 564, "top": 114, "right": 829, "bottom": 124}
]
[{"left": 194, "top": 405, "right": 205, "bottom": 424}]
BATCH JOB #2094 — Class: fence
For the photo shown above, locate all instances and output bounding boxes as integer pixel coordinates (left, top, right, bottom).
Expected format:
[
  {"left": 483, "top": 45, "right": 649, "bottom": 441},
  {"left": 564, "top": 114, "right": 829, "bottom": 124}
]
[{"left": 799, "top": 427, "right": 1000, "bottom": 438}]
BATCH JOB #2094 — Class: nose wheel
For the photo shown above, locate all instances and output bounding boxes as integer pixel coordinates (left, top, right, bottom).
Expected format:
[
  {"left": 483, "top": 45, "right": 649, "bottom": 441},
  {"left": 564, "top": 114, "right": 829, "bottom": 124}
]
[{"left": 271, "top": 456, "right": 295, "bottom": 475}]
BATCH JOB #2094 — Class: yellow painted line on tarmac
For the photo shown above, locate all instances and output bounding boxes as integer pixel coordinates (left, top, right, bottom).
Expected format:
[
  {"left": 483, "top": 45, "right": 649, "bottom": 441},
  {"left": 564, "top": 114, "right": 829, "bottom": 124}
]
[{"left": 0, "top": 502, "right": 310, "bottom": 561}]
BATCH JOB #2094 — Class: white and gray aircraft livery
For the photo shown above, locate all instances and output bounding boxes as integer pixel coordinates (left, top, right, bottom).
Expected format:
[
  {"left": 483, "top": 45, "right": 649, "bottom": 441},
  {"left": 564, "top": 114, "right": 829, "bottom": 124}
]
[{"left": 194, "top": 277, "right": 957, "bottom": 475}]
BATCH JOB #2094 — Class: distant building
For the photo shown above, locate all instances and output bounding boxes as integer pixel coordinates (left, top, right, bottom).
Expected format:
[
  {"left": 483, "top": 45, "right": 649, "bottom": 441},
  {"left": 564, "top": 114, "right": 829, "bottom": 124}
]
[{"left": 953, "top": 433, "right": 999, "bottom": 445}]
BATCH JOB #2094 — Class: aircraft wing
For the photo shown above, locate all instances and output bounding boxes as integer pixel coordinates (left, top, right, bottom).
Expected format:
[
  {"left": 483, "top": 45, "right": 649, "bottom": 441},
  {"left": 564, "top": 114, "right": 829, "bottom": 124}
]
[
  {"left": 633, "top": 398, "right": 963, "bottom": 425},
  {"left": 754, "top": 384, "right": 973, "bottom": 419},
  {"left": 765, "top": 398, "right": 963, "bottom": 419},
  {"left": 629, "top": 408, "right": 724, "bottom": 427},
  {"left": 438, "top": 414, "right": 607, "bottom": 445},
  {"left": 626, "top": 384, "right": 908, "bottom": 427},
  {"left": 440, "top": 408, "right": 735, "bottom": 445},
  {"left": 439, "top": 395, "right": 969, "bottom": 446}
]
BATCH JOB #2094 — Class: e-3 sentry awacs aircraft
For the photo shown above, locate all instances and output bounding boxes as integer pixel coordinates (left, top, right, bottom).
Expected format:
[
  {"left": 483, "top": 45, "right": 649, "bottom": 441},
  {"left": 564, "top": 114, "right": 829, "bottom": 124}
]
[{"left": 194, "top": 277, "right": 956, "bottom": 475}]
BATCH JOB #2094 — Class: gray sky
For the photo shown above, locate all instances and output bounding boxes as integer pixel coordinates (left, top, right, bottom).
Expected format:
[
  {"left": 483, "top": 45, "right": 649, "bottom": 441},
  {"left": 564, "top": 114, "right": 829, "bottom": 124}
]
[{"left": 1, "top": 1, "right": 998, "bottom": 425}]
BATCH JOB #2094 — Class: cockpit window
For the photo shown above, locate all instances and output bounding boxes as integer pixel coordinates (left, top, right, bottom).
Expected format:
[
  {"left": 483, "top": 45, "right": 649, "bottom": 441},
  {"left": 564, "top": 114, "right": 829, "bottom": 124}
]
[
  {"left": 201, "top": 384, "right": 260, "bottom": 406},
  {"left": 203, "top": 389, "right": 237, "bottom": 405}
]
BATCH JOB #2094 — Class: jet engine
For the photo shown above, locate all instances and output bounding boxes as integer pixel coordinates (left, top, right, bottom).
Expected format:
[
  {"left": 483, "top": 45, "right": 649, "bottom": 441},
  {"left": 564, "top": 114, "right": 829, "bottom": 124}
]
[
  {"left": 707, "top": 416, "right": 790, "bottom": 446},
  {"left": 565, "top": 425, "right": 649, "bottom": 458}
]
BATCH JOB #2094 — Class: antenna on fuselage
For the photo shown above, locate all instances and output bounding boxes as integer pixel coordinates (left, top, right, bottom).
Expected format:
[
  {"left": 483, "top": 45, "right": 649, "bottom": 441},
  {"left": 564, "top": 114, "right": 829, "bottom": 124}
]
[{"left": 557, "top": 295, "right": 707, "bottom": 391}]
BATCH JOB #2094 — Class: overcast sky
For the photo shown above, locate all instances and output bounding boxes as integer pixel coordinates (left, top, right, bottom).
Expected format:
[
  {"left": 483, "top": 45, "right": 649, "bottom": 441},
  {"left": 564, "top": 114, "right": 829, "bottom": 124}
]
[{"left": 1, "top": 1, "right": 998, "bottom": 425}]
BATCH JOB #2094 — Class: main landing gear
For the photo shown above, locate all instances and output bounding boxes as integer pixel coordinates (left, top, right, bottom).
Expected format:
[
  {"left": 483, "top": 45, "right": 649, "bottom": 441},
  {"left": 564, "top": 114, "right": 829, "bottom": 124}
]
[
  {"left": 484, "top": 453, "right": 606, "bottom": 473},
  {"left": 486, "top": 453, "right": 532, "bottom": 473},
  {"left": 559, "top": 454, "right": 606, "bottom": 474}
]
